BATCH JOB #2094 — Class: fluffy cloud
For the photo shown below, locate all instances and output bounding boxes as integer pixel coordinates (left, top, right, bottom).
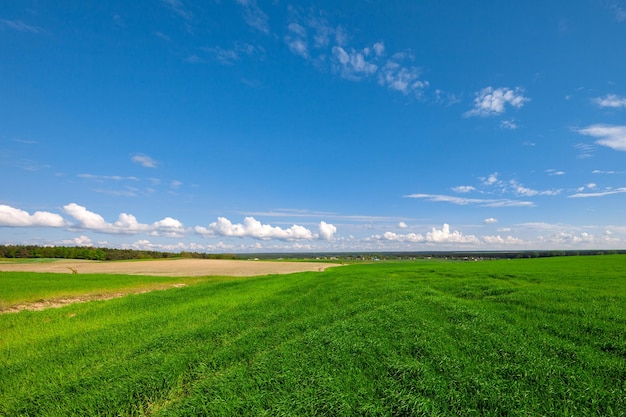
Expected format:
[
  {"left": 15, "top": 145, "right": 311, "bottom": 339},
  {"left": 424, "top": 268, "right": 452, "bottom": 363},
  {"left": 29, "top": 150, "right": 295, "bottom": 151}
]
[
  {"left": 484, "top": 218, "right": 498, "bottom": 224},
  {"left": 318, "top": 221, "right": 337, "bottom": 240},
  {"left": 0, "top": 205, "right": 67, "bottom": 227},
  {"left": 593, "top": 94, "right": 626, "bottom": 109},
  {"left": 63, "top": 203, "right": 186, "bottom": 236},
  {"left": 481, "top": 235, "right": 525, "bottom": 245},
  {"left": 61, "top": 235, "right": 93, "bottom": 247},
  {"left": 375, "top": 224, "right": 480, "bottom": 245},
  {"left": 465, "top": 87, "right": 529, "bottom": 117},
  {"left": 577, "top": 124, "right": 626, "bottom": 151},
  {"left": 196, "top": 216, "right": 337, "bottom": 241}
]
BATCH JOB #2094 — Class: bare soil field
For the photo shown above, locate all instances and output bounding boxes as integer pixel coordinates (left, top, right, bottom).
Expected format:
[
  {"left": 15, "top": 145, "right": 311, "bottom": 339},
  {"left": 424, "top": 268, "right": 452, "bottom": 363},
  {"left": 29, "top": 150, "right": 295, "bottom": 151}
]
[{"left": 0, "top": 258, "right": 340, "bottom": 277}]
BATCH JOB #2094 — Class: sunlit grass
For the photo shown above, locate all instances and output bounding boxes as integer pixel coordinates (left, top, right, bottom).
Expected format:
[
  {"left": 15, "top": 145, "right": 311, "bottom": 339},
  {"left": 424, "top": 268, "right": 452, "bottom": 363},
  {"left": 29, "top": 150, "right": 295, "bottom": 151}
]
[{"left": 1, "top": 256, "right": 625, "bottom": 416}]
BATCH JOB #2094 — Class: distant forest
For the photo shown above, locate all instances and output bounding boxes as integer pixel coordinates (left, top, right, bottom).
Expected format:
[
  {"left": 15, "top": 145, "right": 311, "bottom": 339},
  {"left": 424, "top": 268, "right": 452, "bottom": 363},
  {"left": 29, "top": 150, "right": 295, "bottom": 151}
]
[
  {"left": 0, "top": 245, "right": 625, "bottom": 261},
  {"left": 0, "top": 245, "right": 241, "bottom": 261}
]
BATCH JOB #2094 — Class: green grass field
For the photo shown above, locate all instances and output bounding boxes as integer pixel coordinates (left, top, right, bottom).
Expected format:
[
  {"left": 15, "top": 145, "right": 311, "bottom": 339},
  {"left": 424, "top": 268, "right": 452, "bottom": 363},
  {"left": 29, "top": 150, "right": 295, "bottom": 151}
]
[{"left": 1, "top": 256, "right": 625, "bottom": 416}]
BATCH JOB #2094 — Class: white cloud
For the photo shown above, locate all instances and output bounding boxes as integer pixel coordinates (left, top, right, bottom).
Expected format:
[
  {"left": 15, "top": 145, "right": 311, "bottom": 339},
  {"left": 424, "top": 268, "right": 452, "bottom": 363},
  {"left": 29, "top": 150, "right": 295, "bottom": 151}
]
[
  {"left": 577, "top": 124, "right": 626, "bottom": 151},
  {"left": 545, "top": 169, "right": 565, "bottom": 176},
  {"left": 63, "top": 203, "right": 186, "bottom": 236},
  {"left": 576, "top": 183, "right": 597, "bottom": 192},
  {"left": 509, "top": 180, "right": 561, "bottom": 197},
  {"left": 482, "top": 172, "right": 499, "bottom": 185},
  {"left": 79, "top": 174, "right": 140, "bottom": 182},
  {"left": 319, "top": 221, "right": 337, "bottom": 240},
  {"left": 593, "top": 94, "right": 626, "bottom": 108},
  {"left": 286, "top": 37, "right": 308, "bottom": 58},
  {"left": 285, "top": 13, "right": 427, "bottom": 97},
  {"left": 481, "top": 235, "right": 525, "bottom": 245},
  {"left": 465, "top": 87, "right": 529, "bottom": 117},
  {"left": 378, "top": 231, "right": 424, "bottom": 243},
  {"left": 478, "top": 173, "right": 561, "bottom": 197},
  {"left": 197, "top": 216, "right": 318, "bottom": 241},
  {"left": 372, "top": 42, "right": 385, "bottom": 56},
  {"left": 376, "top": 224, "right": 480, "bottom": 245},
  {"left": 377, "top": 60, "right": 428, "bottom": 95},
  {"left": 0, "top": 205, "right": 67, "bottom": 227},
  {"left": 61, "top": 235, "right": 93, "bottom": 247},
  {"left": 452, "top": 185, "right": 475, "bottom": 193},
  {"left": 132, "top": 154, "right": 157, "bottom": 168},
  {"left": 575, "top": 143, "right": 595, "bottom": 159},
  {"left": 539, "top": 231, "right": 620, "bottom": 247},
  {"left": 484, "top": 218, "right": 498, "bottom": 224},
  {"left": 405, "top": 193, "right": 534, "bottom": 207},
  {"left": 152, "top": 217, "right": 187, "bottom": 238},
  {"left": 568, "top": 187, "right": 626, "bottom": 198},
  {"left": 398, "top": 221, "right": 408, "bottom": 229},
  {"left": 331, "top": 46, "right": 378, "bottom": 80},
  {"left": 500, "top": 119, "right": 518, "bottom": 130},
  {"left": 427, "top": 224, "right": 480, "bottom": 244}
]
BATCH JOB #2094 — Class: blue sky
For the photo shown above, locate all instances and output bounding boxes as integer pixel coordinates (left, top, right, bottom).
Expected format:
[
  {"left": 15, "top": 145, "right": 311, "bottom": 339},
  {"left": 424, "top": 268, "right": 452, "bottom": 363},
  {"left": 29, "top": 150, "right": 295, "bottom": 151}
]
[{"left": 2, "top": 0, "right": 626, "bottom": 252}]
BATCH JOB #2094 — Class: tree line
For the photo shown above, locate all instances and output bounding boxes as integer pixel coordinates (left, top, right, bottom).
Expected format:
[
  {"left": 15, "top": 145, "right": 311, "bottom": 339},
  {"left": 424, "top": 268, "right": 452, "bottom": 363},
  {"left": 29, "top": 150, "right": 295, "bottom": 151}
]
[{"left": 0, "top": 245, "right": 240, "bottom": 261}]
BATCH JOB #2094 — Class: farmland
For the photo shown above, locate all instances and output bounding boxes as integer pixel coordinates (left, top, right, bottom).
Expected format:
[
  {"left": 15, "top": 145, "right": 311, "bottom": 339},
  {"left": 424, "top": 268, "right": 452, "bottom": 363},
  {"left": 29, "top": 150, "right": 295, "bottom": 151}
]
[{"left": 1, "top": 256, "right": 625, "bottom": 416}]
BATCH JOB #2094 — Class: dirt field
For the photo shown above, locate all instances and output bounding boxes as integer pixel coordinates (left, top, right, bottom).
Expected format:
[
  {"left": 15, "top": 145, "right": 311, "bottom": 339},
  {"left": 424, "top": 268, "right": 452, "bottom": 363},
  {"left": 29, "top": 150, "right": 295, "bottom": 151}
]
[{"left": 0, "top": 258, "right": 341, "bottom": 277}]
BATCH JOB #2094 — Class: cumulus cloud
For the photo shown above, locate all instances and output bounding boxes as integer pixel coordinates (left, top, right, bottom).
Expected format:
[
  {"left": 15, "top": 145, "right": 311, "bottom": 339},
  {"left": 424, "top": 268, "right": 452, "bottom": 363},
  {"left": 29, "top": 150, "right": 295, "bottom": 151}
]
[
  {"left": 481, "top": 235, "right": 525, "bottom": 245},
  {"left": 539, "top": 231, "right": 620, "bottom": 247},
  {"left": 484, "top": 218, "right": 498, "bottom": 224},
  {"left": 398, "top": 221, "right": 408, "bottom": 229},
  {"left": 319, "top": 221, "right": 337, "bottom": 240},
  {"left": 375, "top": 224, "right": 480, "bottom": 245},
  {"left": 0, "top": 205, "right": 67, "bottom": 227},
  {"left": 593, "top": 94, "right": 626, "bottom": 109},
  {"left": 196, "top": 217, "right": 337, "bottom": 241},
  {"left": 577, "top": 124, "right": 626, "bottom": 151},
  {"left": 465, "top": 87, "right": 529, "bottom": 117},
  {"left": 61, "top": 235, "right": 93, "bottom": 247},
  {"left": 132, "top": 153, "right": 157, "bottom": 168},
  {"left": 63, "top": 203, "right": 186, "bottom": 236}
]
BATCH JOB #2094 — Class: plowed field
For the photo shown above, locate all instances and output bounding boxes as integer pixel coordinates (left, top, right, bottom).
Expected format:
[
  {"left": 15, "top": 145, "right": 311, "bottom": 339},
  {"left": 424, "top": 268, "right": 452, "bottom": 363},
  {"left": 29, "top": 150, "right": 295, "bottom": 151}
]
[{"left": 0, "top": 258, "right": 339, "bottom": 276}]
